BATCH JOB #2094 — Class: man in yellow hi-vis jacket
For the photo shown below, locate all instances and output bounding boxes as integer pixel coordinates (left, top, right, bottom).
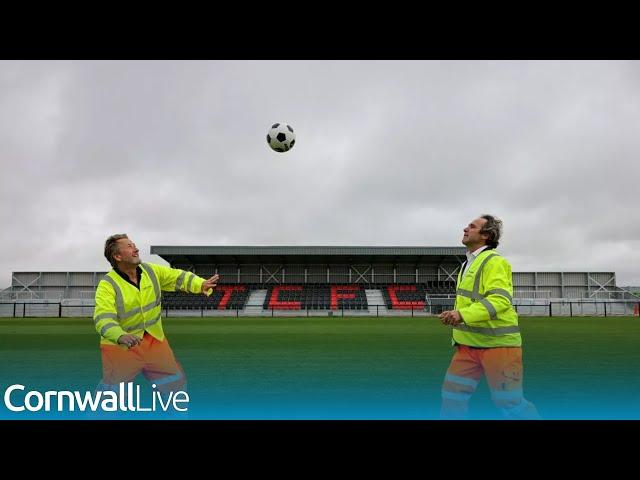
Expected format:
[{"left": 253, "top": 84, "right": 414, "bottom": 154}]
[
  {"left": 438, "top": 215, "right": 540, "bottom": 420},
  {"left": 93, "top": 233, "right": 218, "bottom": 397}
]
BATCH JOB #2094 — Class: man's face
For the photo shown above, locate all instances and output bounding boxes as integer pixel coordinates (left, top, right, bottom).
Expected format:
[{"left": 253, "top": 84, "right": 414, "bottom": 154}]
[
  {"left": 462, "top": 217, "right": 489, "bottom": 248},
  {"left": 114, "top": 238, "right": 141, "bottom": 266}
]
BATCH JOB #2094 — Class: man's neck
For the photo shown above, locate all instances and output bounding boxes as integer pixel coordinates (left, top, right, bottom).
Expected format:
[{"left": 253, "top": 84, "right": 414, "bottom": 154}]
[
  {"left": 117, "top": 264, "right": 139, "bottom": 284},
  {"left": 466, "top": 244, "right": 487, "bottom": 254}
]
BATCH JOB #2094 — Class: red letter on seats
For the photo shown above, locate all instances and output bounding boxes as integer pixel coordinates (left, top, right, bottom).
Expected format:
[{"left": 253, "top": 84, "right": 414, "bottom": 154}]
[
  {"left": 387, "top": 285, "right": 425, "bottom": 310},
  {"left": 268, "top": 285, "right": 303, "bottom": 310},
  {"left": 217, "top": 285, "right": 246, "bottom": 310},
  {"left": 331, "top": 285, "right": 359, "bottom": 310}
]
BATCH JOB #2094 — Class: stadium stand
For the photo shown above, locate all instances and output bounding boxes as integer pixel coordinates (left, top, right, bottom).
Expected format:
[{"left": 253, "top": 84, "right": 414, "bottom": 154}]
[{"left": 4, "top": 247, "right": 632, "bottom": 317}]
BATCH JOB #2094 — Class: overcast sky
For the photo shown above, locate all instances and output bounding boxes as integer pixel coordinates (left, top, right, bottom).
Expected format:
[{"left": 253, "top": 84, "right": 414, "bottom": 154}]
[{"left": 1, "top": 60, "right": 639, "bottom": 286}]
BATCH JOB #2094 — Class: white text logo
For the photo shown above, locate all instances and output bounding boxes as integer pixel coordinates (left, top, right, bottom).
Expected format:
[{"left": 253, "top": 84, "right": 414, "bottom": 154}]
[{"left": 4, "top": 383, "right": 189, "bottom": 413}]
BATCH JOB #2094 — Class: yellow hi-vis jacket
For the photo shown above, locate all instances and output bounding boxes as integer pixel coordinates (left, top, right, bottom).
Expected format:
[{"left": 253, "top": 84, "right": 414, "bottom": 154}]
[
  {"left": 453, "top": 248, "right": 521, "bottom": 348},
  {"left": 93, "top": 263, "right": 207, "bottom": 346}
]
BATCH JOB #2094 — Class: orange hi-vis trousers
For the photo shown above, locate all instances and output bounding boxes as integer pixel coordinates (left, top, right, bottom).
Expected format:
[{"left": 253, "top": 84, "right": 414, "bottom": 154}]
[
  {"left": 440, "top": 345, "right": 540, "bottom": 420},
  {"left": 97, "top": 332, "right": 186, "bottom": 394}
]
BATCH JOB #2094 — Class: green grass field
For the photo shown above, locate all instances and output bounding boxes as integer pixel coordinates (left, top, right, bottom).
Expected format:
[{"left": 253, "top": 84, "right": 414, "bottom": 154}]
[{"left": 1, "top": 316, "right": 639, "bottom": 419}]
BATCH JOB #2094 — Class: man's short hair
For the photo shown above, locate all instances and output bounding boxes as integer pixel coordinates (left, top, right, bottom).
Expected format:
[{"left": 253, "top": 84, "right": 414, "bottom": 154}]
[
  {"left": 480, "top": 215, "right": 503, "bottom": 248},
  {"left": 104, "top": 234, "right": 128, "bottom": 268}
]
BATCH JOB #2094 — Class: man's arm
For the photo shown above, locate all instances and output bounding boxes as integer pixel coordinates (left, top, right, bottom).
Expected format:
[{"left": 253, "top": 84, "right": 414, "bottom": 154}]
[{"left": 151, "top": 263, "right": 218, "bottom": 296}]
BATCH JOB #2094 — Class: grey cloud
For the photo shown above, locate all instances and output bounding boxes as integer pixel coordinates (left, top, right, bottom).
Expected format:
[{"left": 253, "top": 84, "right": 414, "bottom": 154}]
[{"left": 1, "top": 60, "right": 640, "bottom": 287}]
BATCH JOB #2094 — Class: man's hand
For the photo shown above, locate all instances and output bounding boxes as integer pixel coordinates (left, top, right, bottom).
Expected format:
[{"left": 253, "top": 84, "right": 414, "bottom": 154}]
[
  {"left": 118, "top": 334, "right": 141, "bottom": 348},
  {"left": 439, "top": 310, "right": 463, "bottom": 326},
  {"left": 202, "top": 274, "right": 220, "bottom": 296}
]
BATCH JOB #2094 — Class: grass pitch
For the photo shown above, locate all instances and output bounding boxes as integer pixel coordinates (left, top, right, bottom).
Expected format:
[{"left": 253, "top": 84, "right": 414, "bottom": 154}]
[{"left": 1, "top": 316, "right": 638, "bottom": 419}]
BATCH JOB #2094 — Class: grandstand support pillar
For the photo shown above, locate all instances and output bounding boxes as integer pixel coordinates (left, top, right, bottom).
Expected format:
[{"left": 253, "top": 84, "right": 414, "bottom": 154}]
[
  {"left": 569, "top": 302, "right": 573, "bottom": 317},
  {"left": 393, "top": 268, "right": 396, "bottom": 283},
  {"left": 416, "top": 268, "right": 418, "bottom": 283},
  {"left": 260, "top": 268, "right": 263, "bottom": 284},
  {"left": 201, "top": 307, "right": 203, "bottom": 318},
  {"left": 603, "top": 302, "right": 607, "bottom": 317},
  {"left": 376, "top": 305, "right": 379, "bottom": 317},
  {"left": 372, "top": 267, "right": 375, "bottom": 283},
  {"left": 237, "top": 267, "right": 240, "bottom": 284},
  {"left": 549, "top": 302, "right": 552, "bottom": 317},
  {"left": 327, "top": 268, "right": 329, "bottom": 284},
  {"left": 59, "top": 303, "right": 62, "bottom": 318},
  {"left": 13, "top": 302, "right": 16, "bottom": 318},
  {"left": 305, "top": 268, "right": 307, "bottom": 284}
]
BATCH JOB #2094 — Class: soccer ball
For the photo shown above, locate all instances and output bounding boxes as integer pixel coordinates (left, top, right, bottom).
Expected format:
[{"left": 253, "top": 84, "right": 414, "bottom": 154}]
[{"left": 266, "top": 123, "right": 296, "bottom": 152}]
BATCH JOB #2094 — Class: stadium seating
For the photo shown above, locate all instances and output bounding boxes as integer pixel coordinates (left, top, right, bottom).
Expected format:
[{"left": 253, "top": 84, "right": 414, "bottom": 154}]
[
  {"left": 161, "top": 281, "right": 455, "bottom": 312},
  {"left": 381, "top": 284, "right": 426, "bottom": 310},
  {"left": 380, "top": 281, "right": 455, "bottom": 310},
  {"left": 263, "top": 284, "right": 369, "bottom": 310},
  {"left": 162, "top": 284, "right": 257, "bottom": 310}
]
